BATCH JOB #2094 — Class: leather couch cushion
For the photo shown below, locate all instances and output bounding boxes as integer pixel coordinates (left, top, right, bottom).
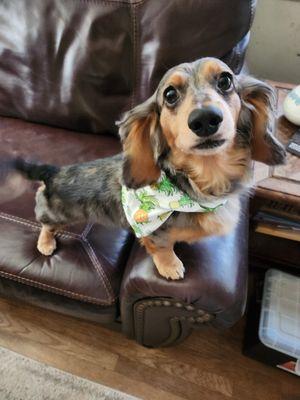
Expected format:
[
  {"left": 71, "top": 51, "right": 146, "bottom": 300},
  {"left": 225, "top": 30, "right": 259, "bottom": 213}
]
[
  {"left": 0, "top": 116, "right": 133, "bottom": 306},
  {"left": 0, "top": 0, "right": 255, "bottom": 134}
]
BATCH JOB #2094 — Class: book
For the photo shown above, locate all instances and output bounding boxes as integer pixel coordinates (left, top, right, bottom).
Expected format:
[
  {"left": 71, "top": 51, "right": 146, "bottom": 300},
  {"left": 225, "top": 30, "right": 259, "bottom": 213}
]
[
  {"left": 252, "top": 200, "right": 300, "bottom": 242},
  {"left": 260, "top": 200, "right": 300, "bottom": 223},
  {"left": 255, "top": 222, "right": 300, "bottom": 242}
]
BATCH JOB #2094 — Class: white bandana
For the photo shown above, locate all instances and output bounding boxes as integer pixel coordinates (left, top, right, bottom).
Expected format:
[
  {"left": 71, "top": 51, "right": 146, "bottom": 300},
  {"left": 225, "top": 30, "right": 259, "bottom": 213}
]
[{"left": 121, "top": 172, "right": 226, "bottom": 238}]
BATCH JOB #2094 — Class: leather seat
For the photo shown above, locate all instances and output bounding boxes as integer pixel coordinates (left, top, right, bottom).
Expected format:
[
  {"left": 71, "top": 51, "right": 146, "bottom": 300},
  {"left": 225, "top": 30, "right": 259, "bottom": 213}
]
[{"left": 0, "top": 116, "right": 133, "bottom": 318}]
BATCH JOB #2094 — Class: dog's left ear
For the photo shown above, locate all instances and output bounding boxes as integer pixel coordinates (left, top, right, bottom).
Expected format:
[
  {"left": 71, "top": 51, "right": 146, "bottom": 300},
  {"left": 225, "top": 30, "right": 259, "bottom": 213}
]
[
  {"left": 117, "top": 94, "right": 166, "bottom": 188},
  {"left": 237, "top": 76, "right": 286, "bottom": 165}
]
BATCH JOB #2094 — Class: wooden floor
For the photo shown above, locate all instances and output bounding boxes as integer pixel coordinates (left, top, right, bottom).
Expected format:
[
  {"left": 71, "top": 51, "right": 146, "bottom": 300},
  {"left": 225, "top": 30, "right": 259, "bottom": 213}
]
[{"left": 0, "top": 296, "right": 299, "bottom": 400}]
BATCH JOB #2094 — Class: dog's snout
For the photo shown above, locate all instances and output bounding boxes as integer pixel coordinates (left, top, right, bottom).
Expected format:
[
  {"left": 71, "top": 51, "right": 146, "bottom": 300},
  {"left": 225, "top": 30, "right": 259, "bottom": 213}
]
[{"left": 188, "top": 106, "right": 223, "bottom": 137}]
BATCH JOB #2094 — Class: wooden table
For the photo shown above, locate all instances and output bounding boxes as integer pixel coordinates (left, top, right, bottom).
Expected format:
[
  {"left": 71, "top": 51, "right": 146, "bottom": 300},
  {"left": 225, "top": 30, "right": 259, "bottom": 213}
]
[{"left": 253, "top": 81, "right": 300, "bottom": 206}]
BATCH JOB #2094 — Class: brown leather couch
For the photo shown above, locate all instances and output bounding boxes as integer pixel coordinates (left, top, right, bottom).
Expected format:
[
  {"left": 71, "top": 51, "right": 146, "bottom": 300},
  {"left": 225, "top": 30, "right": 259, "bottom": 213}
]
[{"left": 0, "top": 0, "right": 255, "bottom": 347}]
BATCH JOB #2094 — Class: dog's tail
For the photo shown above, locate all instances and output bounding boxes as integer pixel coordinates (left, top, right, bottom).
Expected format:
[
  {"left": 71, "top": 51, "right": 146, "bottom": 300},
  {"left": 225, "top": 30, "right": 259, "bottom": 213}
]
[
  {"left": 11, "top": 158, "right": 60, "bottom": 183},
  {"left": 0, "top": 158, "right": 58, "bottom": 204}
]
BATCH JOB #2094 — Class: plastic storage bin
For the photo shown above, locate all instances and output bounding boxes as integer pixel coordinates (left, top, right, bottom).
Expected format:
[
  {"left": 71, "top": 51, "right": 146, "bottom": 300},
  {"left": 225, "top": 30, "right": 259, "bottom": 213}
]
[
  {"left": 243, "top": 268, "right": 300, "bottom": 376},
  {"left": 259, "top": 269, "right": 300, "bottom": 375}
]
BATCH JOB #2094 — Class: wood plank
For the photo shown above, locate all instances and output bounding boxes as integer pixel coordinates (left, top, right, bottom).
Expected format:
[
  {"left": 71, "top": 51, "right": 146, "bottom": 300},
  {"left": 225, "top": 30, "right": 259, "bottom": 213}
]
[
  {"left": 255, "top": 188, "right": 300, "bottom": 207},
  {"left": 0, "top": 296, "right": 299, "bottom": 400},
  {"left": 255, "top": 223, "right": 300, "bottom": 242},
  {"left": 116, "top": 356, "right": 230, "bottom": 400},
  {"left": 267, "top": 81, "right": 296, "bottom": 91},
  {"left": 257, "top": 177, "right": 300, "bottom": 199},
  {"left": 0, "top": 298, "right": 182, "bottom": 400}
]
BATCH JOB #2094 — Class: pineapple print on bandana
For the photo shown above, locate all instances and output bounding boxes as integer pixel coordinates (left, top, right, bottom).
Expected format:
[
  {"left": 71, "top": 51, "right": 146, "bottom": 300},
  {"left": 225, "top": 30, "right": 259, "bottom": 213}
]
[
  {"left": 133, "top": 192, "right": 158, "bottom": 223},
  {"left": 122, "top": 172, "right": 226, "bottom": 238}
]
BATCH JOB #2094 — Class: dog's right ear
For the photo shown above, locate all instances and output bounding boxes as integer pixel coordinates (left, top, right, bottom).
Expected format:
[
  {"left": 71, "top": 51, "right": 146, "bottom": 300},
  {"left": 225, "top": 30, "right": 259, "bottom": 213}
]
[{"left": 117, "top": 94, "right": 165, "bottom": 188}]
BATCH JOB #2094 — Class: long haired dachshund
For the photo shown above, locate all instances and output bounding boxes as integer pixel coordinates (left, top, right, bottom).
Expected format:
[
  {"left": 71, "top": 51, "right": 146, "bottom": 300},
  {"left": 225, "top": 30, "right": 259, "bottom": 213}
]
[{"left": 7, "top": 58, "right": 285, "bottom": 280}]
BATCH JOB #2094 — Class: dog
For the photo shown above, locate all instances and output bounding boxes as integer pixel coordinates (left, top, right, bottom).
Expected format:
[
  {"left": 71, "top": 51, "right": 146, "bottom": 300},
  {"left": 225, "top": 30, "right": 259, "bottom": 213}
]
[{"left": 6, "top": 57, "right": 286, "bottom": 280}]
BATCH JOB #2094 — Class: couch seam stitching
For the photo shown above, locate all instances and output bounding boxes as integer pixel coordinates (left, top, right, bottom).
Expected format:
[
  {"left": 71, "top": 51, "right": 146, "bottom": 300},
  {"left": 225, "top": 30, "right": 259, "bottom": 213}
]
[
  {"left": 0, "top": 212, "right": 80, "bottom": 239},
  {"left": 78, "top": 0, "right": 145, "bottom": 5},
  {"left": 81, "top": 223, "right": 115, "bottom": 298},
  {"left": 0, "top": 212, "right": 113, "bottom": 302},
  {"left": 0, "top": 270, "right": 115, "bottom": 305},
  {"left": 81, "top": 238, "right": 115, "bottom": 299},
  {"left": 81, "top": 223, "right": 93, "bottom": 239},
  {"left": 130, "top": 3, "right": 137, "bottom": 108}
]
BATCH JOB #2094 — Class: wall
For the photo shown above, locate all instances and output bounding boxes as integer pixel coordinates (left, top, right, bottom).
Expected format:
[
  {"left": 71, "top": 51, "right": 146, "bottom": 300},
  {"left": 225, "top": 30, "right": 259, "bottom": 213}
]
[{"left": 246, "top": 0, "right": 300, "bottom": 83}]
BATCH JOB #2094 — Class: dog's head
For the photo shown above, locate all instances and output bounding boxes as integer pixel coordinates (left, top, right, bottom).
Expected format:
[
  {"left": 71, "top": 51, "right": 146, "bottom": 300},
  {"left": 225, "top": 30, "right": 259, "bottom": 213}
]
[{"left": 118, "top": 57, "right": 286, "bottom": 189}]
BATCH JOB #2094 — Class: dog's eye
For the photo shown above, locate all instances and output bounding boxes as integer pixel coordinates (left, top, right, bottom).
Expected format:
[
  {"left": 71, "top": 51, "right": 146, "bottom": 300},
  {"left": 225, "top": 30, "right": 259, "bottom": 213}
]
[
  {"left": 217, "top": 73, "right": 233, "bottom": 93},
  {"left": 163, "top": 86, "right": 179, "bottom": 105}
]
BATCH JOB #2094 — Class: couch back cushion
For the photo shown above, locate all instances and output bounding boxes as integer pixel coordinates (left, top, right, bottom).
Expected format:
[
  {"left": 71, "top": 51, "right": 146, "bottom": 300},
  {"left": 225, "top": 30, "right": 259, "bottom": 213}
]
[{"left": 0, "top": 0, "right": 255, "bottom": 135}]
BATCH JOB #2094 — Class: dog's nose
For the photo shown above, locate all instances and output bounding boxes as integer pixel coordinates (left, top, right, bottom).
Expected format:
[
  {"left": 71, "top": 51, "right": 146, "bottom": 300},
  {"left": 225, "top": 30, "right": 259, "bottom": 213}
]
[{"left": 188, "top": 106, "right": 223, "bottom": 137}]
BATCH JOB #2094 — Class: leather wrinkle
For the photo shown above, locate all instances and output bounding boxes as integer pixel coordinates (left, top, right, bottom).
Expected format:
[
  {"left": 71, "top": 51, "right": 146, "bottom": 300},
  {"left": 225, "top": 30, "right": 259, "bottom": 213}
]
[{"left": 0, "top": 211, "right": 115, "bottom": 304}]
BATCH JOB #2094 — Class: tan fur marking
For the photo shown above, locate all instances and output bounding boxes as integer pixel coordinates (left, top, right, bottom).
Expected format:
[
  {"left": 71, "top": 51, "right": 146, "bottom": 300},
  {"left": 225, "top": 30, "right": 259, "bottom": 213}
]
[
  {"left": 37, "top": 224, "right": 58, "bottom": 256},
  {"left": 140, "top": 237, "right": 157, "bottom": 254},
  {"left": 168, "top": 215, "right": 234, "bottom": 244},
  {"left": 228, "top": 92, "right": 242, "bottom": 123},
  {"left": 161, "top": 125, "right": 176, "bottom": 149},
  {"left": 168, "top": 226, "right": 205, "bottom": 244},
  {"left": 199, "top": 60, "right": 223, "bottom": 81},
  {"left": 84, "top": 167, "right": 97, "bottom": 176},
  {"left": 37, "top": 183, "right": 46, "bottom": 194},
  {"left": 141, "top": 237, "right": 185, "bottom": 280},
  {"left": 169, "top": 145, "right": 249, "bottom": 197},
  {"left": 160, "top": 93, "right": 195, "bottom": 149},
  {"left": 124, "top": 113, "right": 160, "bottom": 185},
  {"left": 169, "top": 74, "right": 186, "bottom": 88}
]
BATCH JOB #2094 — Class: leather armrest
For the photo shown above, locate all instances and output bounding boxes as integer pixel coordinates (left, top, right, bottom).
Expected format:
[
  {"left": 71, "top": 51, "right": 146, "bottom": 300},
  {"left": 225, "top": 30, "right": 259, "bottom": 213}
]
[{"left": 120, "top": 198, "right": 249, "bottom": 346}]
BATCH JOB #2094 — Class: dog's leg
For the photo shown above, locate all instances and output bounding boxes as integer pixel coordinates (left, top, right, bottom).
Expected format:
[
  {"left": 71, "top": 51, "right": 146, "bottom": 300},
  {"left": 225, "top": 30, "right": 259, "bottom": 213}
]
[
  {"left": 37, "top": 224, "right": 58, "bottom": 256},
  {"left": 153, "top": 248, "right": 185, "bottom": 280},
  {"left": 141, "top": 237, "right": 185, "bottom": 280},
  {"left": 35, "top": 184, "right": 62, "bottom": 256}
]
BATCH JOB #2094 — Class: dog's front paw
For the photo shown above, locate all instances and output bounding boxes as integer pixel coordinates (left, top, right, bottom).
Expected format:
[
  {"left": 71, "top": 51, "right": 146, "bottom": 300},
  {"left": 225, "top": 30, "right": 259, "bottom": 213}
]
[
  {"left": 37, "top": 238, "right": 57, "bottom": 256},
  {"left": 154, "top": 255, "right": 185, "bottom": 280}
]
